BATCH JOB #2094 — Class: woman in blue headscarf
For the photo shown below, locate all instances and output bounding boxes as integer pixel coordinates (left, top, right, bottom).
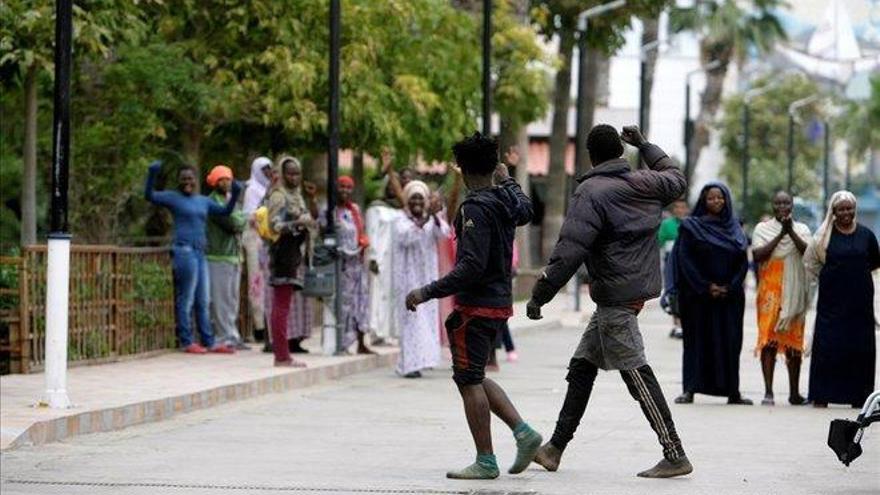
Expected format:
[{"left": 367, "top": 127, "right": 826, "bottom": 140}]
[{"left": 670, "top": 183, "right": 752, "bottom": 405}]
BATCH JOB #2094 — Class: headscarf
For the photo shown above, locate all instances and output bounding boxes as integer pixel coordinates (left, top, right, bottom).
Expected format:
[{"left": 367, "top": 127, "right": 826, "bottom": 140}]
[
  {"left": 811, "top": 190, "right": 858, "bottom": 264},
  {"left": 206, "top": 165, "right": 233, "bottom": 188},
  {"left": 243, "top": 156, "right": 272, "bottom": 214},
  {"left": 337, "top": 176, "right": 369, "bottom": 249},
  {"left": 402, "top": 180, "right": 430, "bottom": 217},
  {"left": 681, "top": 182, "right": 748, "bottom": 252},
  {"left": 270, "top": 155, "right": 308, "bottom": 217}
]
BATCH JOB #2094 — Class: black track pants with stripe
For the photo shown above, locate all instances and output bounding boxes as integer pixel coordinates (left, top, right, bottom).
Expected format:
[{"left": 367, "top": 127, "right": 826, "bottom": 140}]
[{"left": 551, "top": 359, "right": 686, "bottom": 461}]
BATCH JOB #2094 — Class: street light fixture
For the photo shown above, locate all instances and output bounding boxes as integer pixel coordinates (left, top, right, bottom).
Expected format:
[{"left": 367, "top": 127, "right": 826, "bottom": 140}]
[
  {"left": 573, "top": 0, "right": 626, "bottom": 312},
  {"left": 574, "top": 0, "right": 627, "bottom": 179},
  {"left": 683, "top": 60, "right": 722, "bottom": 184},
  {"left": 787, "top": 94, "right": 821, "bottom": 194}
]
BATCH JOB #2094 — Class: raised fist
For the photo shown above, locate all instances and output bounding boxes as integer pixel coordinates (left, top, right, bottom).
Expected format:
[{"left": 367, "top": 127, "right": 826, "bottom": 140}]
[{"left": 620, "top": 126, "right": 647, "bottom": 147}]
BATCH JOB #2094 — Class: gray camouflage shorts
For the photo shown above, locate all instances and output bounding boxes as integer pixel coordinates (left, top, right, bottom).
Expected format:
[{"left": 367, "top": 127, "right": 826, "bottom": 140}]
[{"left": 573, "top": 305, "right": 647, "bottom": 371}]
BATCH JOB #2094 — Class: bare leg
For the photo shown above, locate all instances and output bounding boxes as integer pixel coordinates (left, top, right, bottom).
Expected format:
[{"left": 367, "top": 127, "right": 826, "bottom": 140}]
[
  {"left": 457, "top": 384, "right": 493, "bottom": 454},
  {"left": 785, "top": 349, "right": 806, "bottom": 404},
  {"left": 482, "top": 377, "right": 523, "bottom": 429},
  {"left": 760, "top": 345, "right": 777, "bottom": 404}
]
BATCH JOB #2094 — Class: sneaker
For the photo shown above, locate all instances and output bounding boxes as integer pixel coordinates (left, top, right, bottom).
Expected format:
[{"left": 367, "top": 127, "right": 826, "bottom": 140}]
[
  {"left": 507, "top": 351, "right": 519, "bottom": 363},
  {"left": 637, "top": 456, "right": 693, "bottom": 478},
  {"left": 184, "top": 344, "right": 207, "bottom": 354},
  {"left": 208, "top": 344, "right": 236, "bottom": 354},
  {"left": 403, "top": 371, "right": 422, "bottom": 379},
  {"left": 234, "top": 342, "right": 252, "bottom": 351}
]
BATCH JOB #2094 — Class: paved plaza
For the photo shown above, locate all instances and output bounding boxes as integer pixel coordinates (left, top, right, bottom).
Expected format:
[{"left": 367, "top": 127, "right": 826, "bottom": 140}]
[{"left": 1, "top": 297, "right": 878, "bottom": 495}]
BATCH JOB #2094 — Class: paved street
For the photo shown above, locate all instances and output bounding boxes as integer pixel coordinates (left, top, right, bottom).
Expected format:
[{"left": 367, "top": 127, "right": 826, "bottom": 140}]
[{"left": 1, "top": 300, "right": 878, "bottom": 495}]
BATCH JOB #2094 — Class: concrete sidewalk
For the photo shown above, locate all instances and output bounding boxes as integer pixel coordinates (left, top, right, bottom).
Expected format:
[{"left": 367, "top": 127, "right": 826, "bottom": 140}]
[{"left": 0, "top": 297, "right": 576, "bottom": 451}]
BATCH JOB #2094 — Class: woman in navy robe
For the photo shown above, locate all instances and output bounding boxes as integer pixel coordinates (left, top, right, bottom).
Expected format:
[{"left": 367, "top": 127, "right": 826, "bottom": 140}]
[
  {"left": 671, "top": 182, "right": 752, "bottom": 405},
  {"left": 804, "top": 191, "right": 879, "bottom": 408}
]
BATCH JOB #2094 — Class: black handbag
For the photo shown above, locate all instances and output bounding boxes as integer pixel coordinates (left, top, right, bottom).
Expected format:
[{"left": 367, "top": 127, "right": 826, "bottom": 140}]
[{"left": 302, "top": 244, "right": 336, "bottom": 298}]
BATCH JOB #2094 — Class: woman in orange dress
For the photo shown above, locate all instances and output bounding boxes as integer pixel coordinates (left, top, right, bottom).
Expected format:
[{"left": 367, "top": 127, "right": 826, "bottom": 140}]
[{"left": 751, "top": 191, "right": 811, "bottom": 406}]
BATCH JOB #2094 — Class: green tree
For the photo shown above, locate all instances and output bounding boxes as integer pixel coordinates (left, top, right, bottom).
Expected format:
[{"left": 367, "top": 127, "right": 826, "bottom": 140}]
[
  {"left": 531, "top": 0, "right": 668, "bottom": 259},
  {"left": 718, "top": 75, "right": 825, "bottom": 222},
  {"left": 669, "top": 0, "right": 786, "bottom": 193},
  {"left": 0, "top": 0, "right": 147, "bottom": 245},
  {"left": 69, "top": 43, "right": 216, "bottom": 242}
]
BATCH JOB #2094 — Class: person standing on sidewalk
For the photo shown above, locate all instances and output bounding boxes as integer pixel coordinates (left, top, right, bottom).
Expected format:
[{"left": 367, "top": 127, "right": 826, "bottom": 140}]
[
  {"left": 145, "top": 160, "right": 240, "bottom": 354},
  {"left": 206, "top": 165, "right": 249, "bottom": 350},
  {"left": 323, "top": 176, "right": 374, "bottom": 355},
  {"left": 242, "top": 157, "right": 273, "bottom": 347},
  {"left": 672, "top": 183, "right": 752, "bottom": 406},
  {"left": 406, "top": 132, "right": 542, "bottom": 480},
  {"left": 266, "top": 156, "right": 316, "bottom": 367},
  {"left": 526, "top": 125, "right": 692, "bottom": 478},
  {"left": 658, "top": 199, "right": 689, "bottom": 339},
  {"left": 804, "top": 191, "right": 879, "bottom": 408},
  {"left": 751, "top": 191, "right": 811, "bottom": 406},
  {"left": 394, "top": 180, "right": 449, "bottom": 378},
  {"left": 366, "top": 152, "right": 408, "bottom": 346}
]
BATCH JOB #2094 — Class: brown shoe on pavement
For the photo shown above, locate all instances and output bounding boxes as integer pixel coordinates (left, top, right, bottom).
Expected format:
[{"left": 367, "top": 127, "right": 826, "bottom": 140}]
[
  {"left": 533, "top": 442, "right": 562, "bottom": 472},
  {"left": 637, "top": 456, "right": 693, "bottom": 478}
]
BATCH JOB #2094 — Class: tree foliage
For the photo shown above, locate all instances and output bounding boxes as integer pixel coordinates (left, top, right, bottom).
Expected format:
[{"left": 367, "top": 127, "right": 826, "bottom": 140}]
[
  {"left": 837, "top": 75, "right": 880, "bottom": 161},
  {"left": 669, "top": 0, "right": 787, "bottom": 192},
  {"left": 718, "top": 75, "right": 826, "bottom": 223},
  {"left": 0, "top": 0, "right": 551, "bottom": 248}
]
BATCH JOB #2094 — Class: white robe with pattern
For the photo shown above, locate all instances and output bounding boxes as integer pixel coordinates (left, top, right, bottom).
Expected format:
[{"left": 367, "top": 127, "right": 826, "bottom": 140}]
[{"left": 393, "top": 214, "right": 449, "bottom": 375}]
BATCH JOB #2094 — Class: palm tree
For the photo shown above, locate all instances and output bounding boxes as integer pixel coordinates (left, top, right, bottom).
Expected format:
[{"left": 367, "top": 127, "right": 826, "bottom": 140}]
[{"left": 670, "top": 0, "right": 786, "bottom": 190}]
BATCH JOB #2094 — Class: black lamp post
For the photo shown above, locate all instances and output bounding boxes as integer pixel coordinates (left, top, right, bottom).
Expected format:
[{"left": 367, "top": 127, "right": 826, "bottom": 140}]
[
  {"left": 327, "top": 0, "right": 343, "bottom": 354},
  {"left": 787, "top": 94, "right": 820, "bottom": 194},
  {"left": 482, "top": 0, "right": 491, "bottom": 136},
  {"left": 43, "top": 0, "right": 73, "bottom": 408}
]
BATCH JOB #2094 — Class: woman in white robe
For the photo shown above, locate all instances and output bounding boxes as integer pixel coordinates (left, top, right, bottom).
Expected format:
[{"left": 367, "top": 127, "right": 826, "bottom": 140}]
[{"left": 393, "top": 181, "right": 450, "bottom": 378}]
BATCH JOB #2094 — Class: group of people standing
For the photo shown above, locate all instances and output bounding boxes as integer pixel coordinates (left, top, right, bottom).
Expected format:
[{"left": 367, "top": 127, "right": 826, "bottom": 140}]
[
  {"left": 664, "top": 184, "right": 878, "bottom": 409},
  {"left": 145, "top": 150, "right": 520, "bottom": 376}
]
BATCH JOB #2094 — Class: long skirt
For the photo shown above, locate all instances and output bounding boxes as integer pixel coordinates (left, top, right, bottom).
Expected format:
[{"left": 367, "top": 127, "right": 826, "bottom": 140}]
[{"left": 680, "top": 291, "right": 745, "bottom": 397}]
